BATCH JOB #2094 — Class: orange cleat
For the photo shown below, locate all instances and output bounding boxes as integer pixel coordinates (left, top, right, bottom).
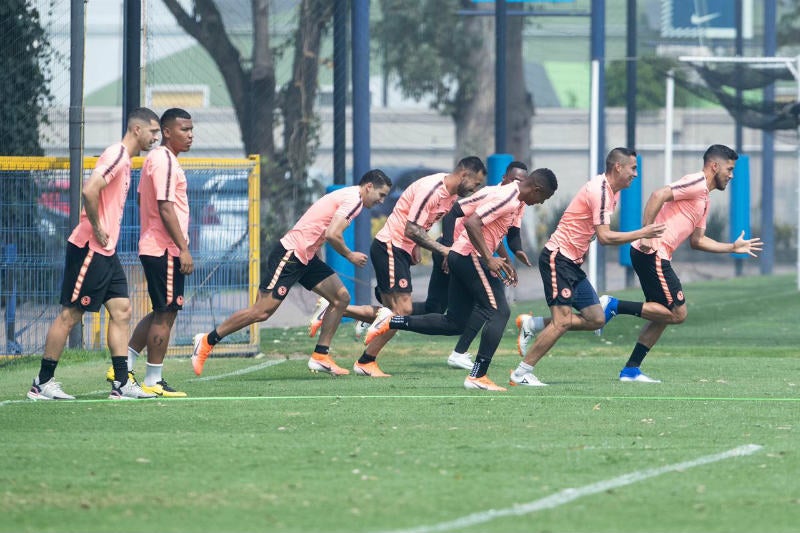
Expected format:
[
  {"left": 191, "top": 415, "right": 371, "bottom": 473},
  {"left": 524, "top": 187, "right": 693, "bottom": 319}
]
[
  {"left": 353, "top": 361, "right": 391, "bottom": 377},
  {"left": 464, "top": 375, "right": 507, "bottom": 391},
  {"left": 191, "top": 333, "right": 214, "bottom": 376},
  {"left": 307, "top": 352, "right": 350, "bottom": 376}
]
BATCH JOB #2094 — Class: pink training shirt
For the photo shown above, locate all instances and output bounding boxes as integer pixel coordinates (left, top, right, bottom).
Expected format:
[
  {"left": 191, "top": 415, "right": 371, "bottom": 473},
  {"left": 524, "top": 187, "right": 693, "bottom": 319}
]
[
  {"left": 280, "top": 185, "right": 363, "bottom": 265},
  {"left": 632, "top": 172, "right": 709, "bottom": 261},
  {"left": 451, "top": 181, "right": 524, "bottom": 257},
  {"left": 68, "top": 142, "right": 131, "bottom": 256},
  {"left": 375, "top": 173, "right": 460, "bottom": 256},
  {"left": 545, "top": 173, "right": 618, "bottom": 264},
  {"left": 138, "top": 146, "right": 190, "bottom": 257}
]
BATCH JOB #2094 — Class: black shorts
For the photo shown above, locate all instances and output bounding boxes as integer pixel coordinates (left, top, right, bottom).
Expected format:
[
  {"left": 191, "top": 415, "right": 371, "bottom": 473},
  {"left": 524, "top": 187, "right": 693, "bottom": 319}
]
[
  {"left": 140, "top": 252, "right": 186, "bottom": 312},
  {"left": 538, "top": 247, "right": 600, "bottom": 310},
  {"left": 59, "top": 242, "right": 128, "bottom": 312},
  {"left": 370, "top": 238, "right": 413, "bottom": 294},
  {"left": 631, "top": 247, "right": 685, "bottom": 309},
  {"left": 258, "top": 242, "right": 335, "bottom": 300}
]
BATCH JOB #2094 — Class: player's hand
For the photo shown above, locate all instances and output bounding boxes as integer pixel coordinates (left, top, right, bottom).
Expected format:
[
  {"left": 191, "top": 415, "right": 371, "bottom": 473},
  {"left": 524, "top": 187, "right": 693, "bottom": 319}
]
[
  {"left": 92, "top": 225, "right": 109, "bottom": 248},
  {"left": 642, "top": 223, "right": 666, "bottom": 239},
  {"left": 514, "top": 250, "right": 532, "bottom": 267},
  {"left": 638, "top": 237, "right": 653, "bottom": 253},
  {"left": 440, "top": 247, "right": 451, "bottom": 274},
  {"left": 348, "top": 251, "right": 368, "bottom": 267},
  {"left": 179, "top": 249, "right": 194, "bottom": 275},
  {"left": 486, "top": 256, "right": 514, "bottom": 285},
  {"left": 732, "top": 231, "right": 763, "bottom": 257}
]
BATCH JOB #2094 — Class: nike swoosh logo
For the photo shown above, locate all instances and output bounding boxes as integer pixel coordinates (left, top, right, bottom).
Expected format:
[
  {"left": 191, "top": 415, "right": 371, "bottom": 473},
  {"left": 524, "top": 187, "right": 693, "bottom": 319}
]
[{"left": 690, "top": 12, "right": 721, "bottom": 25}]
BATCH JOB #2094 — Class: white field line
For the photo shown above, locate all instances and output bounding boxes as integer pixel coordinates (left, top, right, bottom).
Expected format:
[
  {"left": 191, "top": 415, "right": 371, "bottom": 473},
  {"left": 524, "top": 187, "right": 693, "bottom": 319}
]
[
  {"left": 190, "top": 359, "right": 287, "bottom": 382},
  {"left": 380, "top": 444, "right": 763, "bottom": 533}
]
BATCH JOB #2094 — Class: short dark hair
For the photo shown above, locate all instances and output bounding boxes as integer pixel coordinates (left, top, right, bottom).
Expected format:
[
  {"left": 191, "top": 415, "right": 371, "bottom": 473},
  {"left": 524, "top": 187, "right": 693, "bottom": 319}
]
[
  {"left": 455, "top": 156, "right": 487, "bottom": 176},
  {"left": 529, "top": 167, "right": 558, "bottom": 193},
  {"left": 359, "top": 169, "right": 392, "bottom": 189},
  {"left": 703, "top": 144, "right": 738, "bottom": 164},
  {"left": 605, "top": 147, "right": 637, "bottom": 173},
  {"left": 126, "top": 107, "right": 159, "bottom": 129},
  {"left": 160, "top": 108, "right": 192, "bottom": 128},
  {"left": 506, "top": 161, "right": 528, "bottom": 173}
]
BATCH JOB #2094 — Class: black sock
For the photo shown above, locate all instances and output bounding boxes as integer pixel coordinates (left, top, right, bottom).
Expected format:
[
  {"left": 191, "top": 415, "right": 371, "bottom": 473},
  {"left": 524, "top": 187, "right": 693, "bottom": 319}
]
[
  {"left": 617, "top": 300, "right": 643, "bottom": 317},
  {"left": 208, "top": 329, "right": 223, "bottom": 346},
  {"left": 112, "top": 356, "right": 129, "bottom": 385},
  {"left": 469, "top": 356, "right": 492, "bottom": 378},
  {"left": 314, "top": 345, "right": 329, "bottom": 355},
  {"left": 625, "top": 342, "right": 650, "bottom": 368},
  {"left": 357, "top": 352, "right": 376, "bottom": 365},
  {"left": 37, "top": 358, "right": 58, "bottom": 384},
  {"left": 389, "top": 315, "right": 409, "bottom": 329}
]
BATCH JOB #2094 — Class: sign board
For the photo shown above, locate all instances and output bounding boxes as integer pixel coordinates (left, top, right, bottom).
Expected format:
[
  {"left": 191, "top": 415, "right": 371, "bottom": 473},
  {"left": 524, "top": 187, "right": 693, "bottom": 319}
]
[{"left": 661, "top": 0, "right": 753, "bottom": 39}]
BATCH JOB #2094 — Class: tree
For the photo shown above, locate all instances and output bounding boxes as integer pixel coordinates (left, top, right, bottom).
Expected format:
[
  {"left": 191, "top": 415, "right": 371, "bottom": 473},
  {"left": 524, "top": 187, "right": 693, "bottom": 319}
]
[
  {"left": 0, "top": 0, "right": 53, "bottom": 155},
  {"left": 161, "top": 0, "right": 333, "bottom": 238},
  {"left": 377, "top": 0, "right": 533, "bottom": 162},
  {"left": 605, "top": 57, "right": 691, "bottom": 110}
]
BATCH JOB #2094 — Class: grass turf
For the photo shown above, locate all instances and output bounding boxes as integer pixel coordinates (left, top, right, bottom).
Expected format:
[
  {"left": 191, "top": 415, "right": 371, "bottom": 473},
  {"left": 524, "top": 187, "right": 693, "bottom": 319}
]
[{"left": 0, "top": 274, "right": 798, "bottom": 533}]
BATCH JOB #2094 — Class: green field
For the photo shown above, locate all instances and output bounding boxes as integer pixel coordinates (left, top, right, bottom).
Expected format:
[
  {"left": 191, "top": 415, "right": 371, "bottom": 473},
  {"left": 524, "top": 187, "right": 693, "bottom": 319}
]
[{"left": 1, "top": 274, "right": 798, "bottom": 533}]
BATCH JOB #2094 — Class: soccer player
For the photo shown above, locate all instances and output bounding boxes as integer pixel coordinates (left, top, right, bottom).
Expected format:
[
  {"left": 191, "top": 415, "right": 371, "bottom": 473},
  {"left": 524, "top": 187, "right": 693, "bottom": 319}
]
[
  {"left": 191, "top": 169, "right": 393, "bottom": 376},
  {"left": 352, "top": 156, "right": 487, "bottom": 377},
  {"left": 115, "top": 108, "right": 195, "bottom": 397},
  {"left": 26, "top": 107, "right": 161, "bottom": 400},
  {"left": 365, "top": 169, "right": 558, "bottom": 390},
  {"left": 307, "top": 160, "right": 532, "bottom": 372},
  {"left": 596, "top": 144, "right": 762, "bottom": 382},
  {"left": 511, "top": 147, "right": 666, "bottom": 387}
]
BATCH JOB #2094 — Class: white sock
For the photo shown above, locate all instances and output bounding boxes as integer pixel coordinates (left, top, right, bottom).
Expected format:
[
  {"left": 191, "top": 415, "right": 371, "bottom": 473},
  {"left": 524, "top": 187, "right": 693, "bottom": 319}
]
[
  {"left": 144, "top": 363, "right": 163, "bottom": 387},
  {"left": 532, "top": 316, "right": 545, "bottom": 331},
  {"left": 515, "top": 361, "right": 533, "bottom": 376},
  {"left": 127, "top": 347, "right": 139, "bottom": 372}
]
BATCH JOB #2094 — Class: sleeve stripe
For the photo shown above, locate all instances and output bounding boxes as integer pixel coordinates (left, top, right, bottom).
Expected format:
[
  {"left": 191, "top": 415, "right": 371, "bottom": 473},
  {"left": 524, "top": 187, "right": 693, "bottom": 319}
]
[
  {"left": 101, "top": 145, "right": 125, "bottom": 179},
  {"left": 164, "top": 149, "right": 173, "bottom": 198},
  {"left": 671, "top": 176, "right": 705, "bottom": 190},
  {"left": 410, "top": 182, "right": 442, "bottom": 223},
  {"left": 345, "top": 200, "right": 363, "bottom": 220},
  {"left": 478, "top": 189, "right": 517, "bottom": 219}
]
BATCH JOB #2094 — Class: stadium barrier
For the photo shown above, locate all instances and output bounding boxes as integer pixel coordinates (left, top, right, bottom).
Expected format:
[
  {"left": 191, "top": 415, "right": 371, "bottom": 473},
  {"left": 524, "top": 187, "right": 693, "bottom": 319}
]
[{"left": 0, "top": 155, "right": 261, "bottom": 358}]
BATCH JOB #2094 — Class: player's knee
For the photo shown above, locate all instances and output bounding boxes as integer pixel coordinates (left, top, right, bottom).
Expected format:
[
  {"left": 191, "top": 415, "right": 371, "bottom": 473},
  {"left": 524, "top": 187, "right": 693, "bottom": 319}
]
[
  {"left": 671, "top": 306, "right": 687, "bottom": 324},
  {"left": 330, "top": 287, "right": 350, "bottom": 311},
  {"left": 391, "top": 299, "right": 413, "bottom": 315}
]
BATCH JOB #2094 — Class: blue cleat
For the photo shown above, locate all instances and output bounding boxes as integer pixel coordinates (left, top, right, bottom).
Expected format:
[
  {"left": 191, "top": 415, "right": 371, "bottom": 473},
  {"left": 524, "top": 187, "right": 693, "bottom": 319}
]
[
  {"left": 594, "top": 295, "right": 618, "bottom": 336},
  {"left": 619, "top": 367, "right": 661, "bottom": 383}
]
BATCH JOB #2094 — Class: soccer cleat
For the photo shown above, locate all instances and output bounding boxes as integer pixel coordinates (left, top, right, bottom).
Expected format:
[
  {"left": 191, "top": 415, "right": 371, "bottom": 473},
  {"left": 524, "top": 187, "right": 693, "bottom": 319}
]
[
  {"left": 516, "top": 314, "right": 535, "bottom": 356},
  {"left": 192, "top": 333, "right": 214, "bottom": 376},
  {"left": 619, "top": 367, "right": 661, "bottom": 383},
  {"left": 364, "top": 306, "right": 393, "bottom": 345},
  {"left": 594, "top": 295, "right": 618, "bottom": 336},
  {"left": 353, "top": 360, "right": 391, "bottom": 377},
  {"left": 109, "top": 379, "right": 157, "bottom": 400},
  {"left": 446, "top": 351, "right": 474, "bottom": 370},
  {"left": 141, "top": 379, "right": 187, "bottom": 398},
  {"left": 105, "top": 365, "right": 136, "bottom": 384},
  {"left": 308, "top": 297, "right": 330, "bottom": 337},
  {"left": 464, "top": 375, "right": 507, "bottom": 391},
  {"left": 509, "top": 370, "right": 548, "bottom": 387},
  {"left": 353, "top": 320, "right": 370, "bottom": 340},
  {"left": 307, "top": 352, "right": 350, "bottom": 376},
  {"left": 27, "top": 377, "right": 75, "bottom": 400}
]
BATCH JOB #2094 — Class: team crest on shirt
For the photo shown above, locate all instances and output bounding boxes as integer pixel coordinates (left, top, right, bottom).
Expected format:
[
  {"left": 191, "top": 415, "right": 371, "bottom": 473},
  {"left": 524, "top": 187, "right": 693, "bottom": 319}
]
[
  {"left": 277, "top": 286, "right": 288, "bottom": 296},
  {"left": 176, "top": 296, "right": 184, "bottom": 306},
  {"left": 560, "top": 288, "right": 572, "bottom": 299},
  {"left": 81, "top": 296, "right": 91, "bottom": 306},
  {"left": 398, "top": 278, "right": 409, "bottom": 288},
  {"left": 676, "top": 290, "right": 684, "bottom": 301}
]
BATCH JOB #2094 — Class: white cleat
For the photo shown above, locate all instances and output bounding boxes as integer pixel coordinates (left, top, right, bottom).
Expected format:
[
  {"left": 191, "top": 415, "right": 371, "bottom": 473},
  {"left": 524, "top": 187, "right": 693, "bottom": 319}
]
[
  {"left": 509, "top": 371, "right": 548, "bottom": 387},
  {"left": 353, "top": 320, "right": 370, "bottom": 340},
  {"left": 27, "top": 377, "right": 75, "bottom": 400},
  {"left": 446, "top": 351, "right": 474, "bottom": 370},
  {"left": 109, "top": 379, "right": 157, "bottom": 400},
  {"left": 308, "top": 297, "right": 330, "bottom": 337},
  {"left": 515, "top": 314, "right": 535, "bottom": 356},
  {"left": 619, "top": 367, "right": 661, "bottom": 383},
  {"left": 364, "top": 306, "right": 394, "bottom": 345}
]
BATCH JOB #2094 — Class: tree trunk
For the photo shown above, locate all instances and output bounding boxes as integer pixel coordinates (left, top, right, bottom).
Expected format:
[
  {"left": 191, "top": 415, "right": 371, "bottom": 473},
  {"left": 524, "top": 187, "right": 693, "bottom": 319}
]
[
  {"left": 453, "top": 15, "right": 494, "bottom": 161},
  {"left": 505, "top": 15, "right": 534, "bottom": 164}
]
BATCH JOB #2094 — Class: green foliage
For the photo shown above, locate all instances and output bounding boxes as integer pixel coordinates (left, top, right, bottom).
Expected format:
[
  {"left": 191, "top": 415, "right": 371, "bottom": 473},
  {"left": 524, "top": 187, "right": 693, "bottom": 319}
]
[
  {"left": 377, "top": 0, "right": 481, "bottom": 116},
  {"left": 777, "top": 0, "right": 800, "bottom": 47},
  {"left": 0, "top": 0, "right": 53, "bottom": 155},
  {"left": 605, "top": 57, "right": 692, "bottom": 110}
]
